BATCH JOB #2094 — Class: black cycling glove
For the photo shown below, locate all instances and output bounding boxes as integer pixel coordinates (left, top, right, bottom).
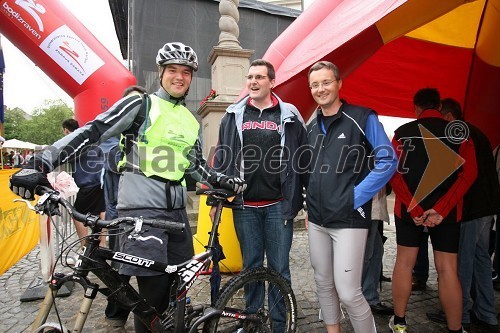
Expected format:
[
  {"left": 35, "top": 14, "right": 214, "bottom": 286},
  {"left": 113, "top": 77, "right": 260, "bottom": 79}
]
[
  {"left": 218, "top": 176, "right": 247, "bottom": 194},
  {"left": 9, "top": 168, "right": 53, "bottom": 200}
]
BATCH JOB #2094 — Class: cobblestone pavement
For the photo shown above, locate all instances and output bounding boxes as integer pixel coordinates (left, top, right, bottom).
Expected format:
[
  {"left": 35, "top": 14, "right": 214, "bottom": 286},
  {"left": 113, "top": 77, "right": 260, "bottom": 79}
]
[{"left": 1, "top": 224, "right": 500, "bottom": 332}]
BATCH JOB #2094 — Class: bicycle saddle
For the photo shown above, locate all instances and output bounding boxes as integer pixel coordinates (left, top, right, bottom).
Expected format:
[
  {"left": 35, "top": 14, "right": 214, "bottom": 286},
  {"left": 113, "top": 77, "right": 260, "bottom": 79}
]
[{"left": 196, "top": 188, "right": 235, "bottom": 199}]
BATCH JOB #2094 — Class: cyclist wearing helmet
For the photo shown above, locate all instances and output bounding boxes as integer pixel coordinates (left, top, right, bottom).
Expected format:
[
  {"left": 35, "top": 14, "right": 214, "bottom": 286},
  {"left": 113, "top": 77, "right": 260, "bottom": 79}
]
[{"left": 9, "top": 42, "right": 245, "bottom": 333}]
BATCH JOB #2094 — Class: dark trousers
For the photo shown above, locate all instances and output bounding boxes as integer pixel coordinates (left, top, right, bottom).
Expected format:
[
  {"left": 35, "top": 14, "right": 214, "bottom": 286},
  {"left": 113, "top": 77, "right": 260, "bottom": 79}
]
[
  {"left": 105, "top": 274, "right": 174, "bottom": 332},
  {"left": 103, "top": 171, "right": 130, "bottom": 321},
  {"left": 134, "top": 274, "right": 175, "bottom": 333},
  {"left": 494, "top": 218, "right": 500, "bottom": 273},
  {"left": 413, "top": 232, "right": 429, "bottom": 282}
]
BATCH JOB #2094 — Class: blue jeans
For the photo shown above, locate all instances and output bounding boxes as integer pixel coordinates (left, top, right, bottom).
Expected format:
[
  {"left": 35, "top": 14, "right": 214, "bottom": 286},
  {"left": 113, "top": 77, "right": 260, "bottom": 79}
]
[
  {"left": 232, "top": 202, "right": 293, "bottom": 333},
  {"left": 458, "top": 216, "right": 497, "bottom": 325},
  {"left": 413, "top": 231, "right": 429, "bottom": 282},
  {"left": 493, "top": 216, "right": 500, "bottom": 274},
  {"left": 362, "top": 220, "right": 383, "bottom": 305}
]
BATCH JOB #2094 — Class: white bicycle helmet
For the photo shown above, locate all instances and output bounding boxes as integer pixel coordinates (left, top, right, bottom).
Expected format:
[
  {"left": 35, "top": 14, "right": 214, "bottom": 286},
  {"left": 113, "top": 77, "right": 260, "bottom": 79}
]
[{"left": 156, "top": 42, "right": 198, "bottom": 71}]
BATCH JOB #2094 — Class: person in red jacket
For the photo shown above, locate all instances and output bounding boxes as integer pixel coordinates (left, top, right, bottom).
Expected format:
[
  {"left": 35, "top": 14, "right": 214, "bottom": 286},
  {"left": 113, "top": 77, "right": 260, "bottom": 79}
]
[{"left": 389, "top": 88, "right": 477, "bottom": 333}]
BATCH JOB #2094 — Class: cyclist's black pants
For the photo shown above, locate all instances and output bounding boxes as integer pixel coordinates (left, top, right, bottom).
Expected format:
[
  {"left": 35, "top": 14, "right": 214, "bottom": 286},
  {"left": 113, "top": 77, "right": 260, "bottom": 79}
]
[
  {"left": 105, "top": 273, "right": 174, "bottom": 332},
  {"left": 134, "top": 274, "right": 175, "bottom": 333}
]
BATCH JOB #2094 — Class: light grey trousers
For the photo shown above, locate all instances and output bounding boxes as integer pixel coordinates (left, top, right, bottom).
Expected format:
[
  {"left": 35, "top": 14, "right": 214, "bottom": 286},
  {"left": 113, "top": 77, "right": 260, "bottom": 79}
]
[{"left": 308, "top": 222, "right": 376, "bottom": 333}]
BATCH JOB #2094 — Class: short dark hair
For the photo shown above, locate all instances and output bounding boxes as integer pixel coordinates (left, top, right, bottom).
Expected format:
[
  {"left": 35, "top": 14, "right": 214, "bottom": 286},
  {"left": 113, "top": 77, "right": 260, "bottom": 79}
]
[
  {"left": 413, "top": 88, "right": 440, "bottom": 110},
  {"left": 308, "top": 61, "right": 340, "bottom": 80},
  {"left": 122, "top": 85, "right": 147, "bottom": 97},
  {"left": 440, "top": 98, "right": 463, "bottom": 120},
  {"left": 250, "top": 59, "right": 275, "bottom": 80},
  {"left": 62, "top": 118, "right": 79, "bottom": 132}
]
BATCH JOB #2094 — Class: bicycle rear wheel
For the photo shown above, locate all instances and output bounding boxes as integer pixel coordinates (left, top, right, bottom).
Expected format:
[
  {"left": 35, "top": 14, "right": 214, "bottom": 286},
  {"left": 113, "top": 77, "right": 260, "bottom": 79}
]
[{"left": 205, "top": 267, "right": 297, "bottom": 333}]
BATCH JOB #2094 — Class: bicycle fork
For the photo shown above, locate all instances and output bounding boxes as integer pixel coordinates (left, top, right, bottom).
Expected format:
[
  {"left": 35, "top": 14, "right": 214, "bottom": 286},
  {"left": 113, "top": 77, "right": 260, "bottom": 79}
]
[
  {"left": 31, "top": 287, "right": 59, "bottom": 331},
  {"left": 31, "top": 273, "right": 99, "bottom": 333}
]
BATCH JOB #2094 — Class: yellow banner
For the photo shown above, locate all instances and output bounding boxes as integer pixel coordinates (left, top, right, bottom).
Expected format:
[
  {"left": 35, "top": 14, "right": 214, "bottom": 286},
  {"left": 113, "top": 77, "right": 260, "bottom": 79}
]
[{"left": 0, "top": 169, "right": 39, "bottom": 275}]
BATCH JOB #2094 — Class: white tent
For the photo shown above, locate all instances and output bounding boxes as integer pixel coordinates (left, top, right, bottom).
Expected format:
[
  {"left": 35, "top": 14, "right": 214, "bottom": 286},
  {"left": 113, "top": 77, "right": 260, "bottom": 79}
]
[{"left": 1, "top": 139, "right": 44, "bottom": 150}]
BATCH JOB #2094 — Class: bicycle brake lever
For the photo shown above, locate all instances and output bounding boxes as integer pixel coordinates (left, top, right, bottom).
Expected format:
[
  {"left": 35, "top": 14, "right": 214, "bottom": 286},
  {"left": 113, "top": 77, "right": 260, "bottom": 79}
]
[
  {"left": 35, "top": 192, "right": 52, "bottom": 206},
  {"left": 13, "top": 198, "right": 37, "bottom": 211},
  {"left": 15, "top": 192, "right": 59, "bottom": 216},
  {"left": 127, "top": 217, "right": 147, "bottom": 240}
]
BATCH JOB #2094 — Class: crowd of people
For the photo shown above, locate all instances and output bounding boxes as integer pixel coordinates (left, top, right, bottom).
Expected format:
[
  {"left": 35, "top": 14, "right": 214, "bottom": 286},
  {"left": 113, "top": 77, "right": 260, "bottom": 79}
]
[
  {"left": 1, "top": 148, "right": 33, "bottom": 168},
  {"left": 8, "top": 42, "right": 500, "bottom": 333}
]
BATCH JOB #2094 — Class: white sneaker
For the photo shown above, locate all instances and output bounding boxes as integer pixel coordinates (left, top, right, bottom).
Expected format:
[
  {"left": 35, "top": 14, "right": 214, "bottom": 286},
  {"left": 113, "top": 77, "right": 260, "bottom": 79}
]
[{"left": 389, "top": 315, "right": 407, "bottom": 333}]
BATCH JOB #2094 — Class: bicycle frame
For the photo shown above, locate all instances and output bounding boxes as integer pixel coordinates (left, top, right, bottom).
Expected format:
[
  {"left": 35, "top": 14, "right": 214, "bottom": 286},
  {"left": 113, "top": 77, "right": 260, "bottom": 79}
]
[{"left": 31, "top": 196, "right": 230, "bottom": 333}]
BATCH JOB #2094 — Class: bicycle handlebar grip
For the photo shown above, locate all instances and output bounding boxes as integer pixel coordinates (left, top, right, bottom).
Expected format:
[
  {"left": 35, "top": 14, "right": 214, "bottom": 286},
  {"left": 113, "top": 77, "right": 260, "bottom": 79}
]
[
  {"left": 58, "top": 196, "right": 90, "bottom": 223},
  {"left": 146, "top": 220, "right": 185, "bottom": 232},
  {"left": 36, "top": 185, "right": 54, "bottom": 196}
]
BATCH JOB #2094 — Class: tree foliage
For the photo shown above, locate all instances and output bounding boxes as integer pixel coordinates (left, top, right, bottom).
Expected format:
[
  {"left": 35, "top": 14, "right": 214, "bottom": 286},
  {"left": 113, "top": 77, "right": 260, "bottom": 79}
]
[
  {"left": 3, "top": 100, "right": 74, "bottom": 144},
  {"left": 3, "top": 107, "right": 28, "bottom": 140}
]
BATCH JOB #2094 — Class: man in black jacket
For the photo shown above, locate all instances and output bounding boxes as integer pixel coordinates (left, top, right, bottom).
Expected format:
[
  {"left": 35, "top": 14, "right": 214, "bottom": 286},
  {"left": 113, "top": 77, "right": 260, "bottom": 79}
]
[
  {"left": 209, "top": 59, "right": 308, "bottom": 332},
  {"left": 306, "top": 61, "right": 397, "bottom": 333},
  {"left": 426, "top": 98, "right": 500, "bottom": 330}
]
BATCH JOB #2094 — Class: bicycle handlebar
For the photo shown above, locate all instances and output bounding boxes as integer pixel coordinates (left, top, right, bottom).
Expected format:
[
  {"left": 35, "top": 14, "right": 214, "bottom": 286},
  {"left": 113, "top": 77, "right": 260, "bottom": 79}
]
[{"left": 32, "top": 187, "right": 185, "bottom": 233}]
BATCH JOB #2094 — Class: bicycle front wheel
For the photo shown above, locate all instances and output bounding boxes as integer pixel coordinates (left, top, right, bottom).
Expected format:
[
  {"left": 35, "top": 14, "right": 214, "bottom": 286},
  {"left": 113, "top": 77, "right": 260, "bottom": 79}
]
[{"left": 205, "top": 267, "right": 297, "bottom": 333}]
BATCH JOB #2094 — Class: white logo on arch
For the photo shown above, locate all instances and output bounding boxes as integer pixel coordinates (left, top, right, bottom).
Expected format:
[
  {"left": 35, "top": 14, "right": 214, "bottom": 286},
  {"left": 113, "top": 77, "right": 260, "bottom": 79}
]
[
  {"left": 40, "top": 25, "right": 105, "bottom": 84},
  {"left": 15, "top": 0, "right": 46, "bottom": 32}
]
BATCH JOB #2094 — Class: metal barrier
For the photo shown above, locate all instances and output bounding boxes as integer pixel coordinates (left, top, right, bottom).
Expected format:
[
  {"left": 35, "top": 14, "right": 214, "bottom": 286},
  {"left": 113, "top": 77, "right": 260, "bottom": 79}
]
[{"left": 20, "top": 165, "right": 79, "bottom": 302}]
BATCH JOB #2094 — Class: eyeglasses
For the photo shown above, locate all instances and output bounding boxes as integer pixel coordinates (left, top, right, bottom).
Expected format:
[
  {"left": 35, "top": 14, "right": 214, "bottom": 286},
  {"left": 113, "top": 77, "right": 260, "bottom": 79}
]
[
  {"left": 309, "top": 80, "right": 337, "bottom": 90},
  {"left": 246, "top": 75, "right": 268, "bottom": 81}
]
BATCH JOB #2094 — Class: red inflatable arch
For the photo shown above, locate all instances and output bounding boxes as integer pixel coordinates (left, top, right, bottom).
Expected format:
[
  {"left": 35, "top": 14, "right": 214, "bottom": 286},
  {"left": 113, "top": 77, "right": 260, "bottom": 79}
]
[{"left": 0, "top": 0, "right": 136, "bottom": 124}]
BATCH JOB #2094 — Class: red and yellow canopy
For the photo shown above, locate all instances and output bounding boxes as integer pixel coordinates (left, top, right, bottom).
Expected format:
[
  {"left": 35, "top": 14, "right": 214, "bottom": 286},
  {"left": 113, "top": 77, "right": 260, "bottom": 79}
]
[{"left": 266, "top": 0, "right": 500, "bottom": 145}]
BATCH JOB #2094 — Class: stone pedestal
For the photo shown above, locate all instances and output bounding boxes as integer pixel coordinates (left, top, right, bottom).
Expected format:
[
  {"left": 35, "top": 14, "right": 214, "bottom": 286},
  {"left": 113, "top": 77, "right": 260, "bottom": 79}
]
[
  {"left": 208, "top": 47, "right": 254, "bottom": 103},
  {"left": 197, "top": 47, "right": 253, "bottom": 156},
  {"left": 197, "top": 100, "right": 231, "bottom": 161}
]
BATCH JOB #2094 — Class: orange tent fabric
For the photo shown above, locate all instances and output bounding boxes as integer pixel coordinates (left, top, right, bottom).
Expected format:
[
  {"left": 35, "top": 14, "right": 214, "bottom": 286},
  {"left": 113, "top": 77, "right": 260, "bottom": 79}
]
[{"left": 265, "top": 0, "right": 500, "bottom": 146}]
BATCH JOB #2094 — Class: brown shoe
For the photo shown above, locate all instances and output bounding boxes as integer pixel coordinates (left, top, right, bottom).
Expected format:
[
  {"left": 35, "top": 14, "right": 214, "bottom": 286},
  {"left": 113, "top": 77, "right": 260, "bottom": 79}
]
[{"left": 411, "top": 278, "right": 427, "bottom": 291}]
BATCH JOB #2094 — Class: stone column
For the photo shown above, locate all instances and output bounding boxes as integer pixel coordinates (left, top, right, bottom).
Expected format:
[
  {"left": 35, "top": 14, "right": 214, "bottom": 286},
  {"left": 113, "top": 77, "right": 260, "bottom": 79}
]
[
  {"left": 218, "top": 0, "right": 241, "bottom": 49},
  {"left": 197, "top": 0, "right": 254, "bottom": 158}
]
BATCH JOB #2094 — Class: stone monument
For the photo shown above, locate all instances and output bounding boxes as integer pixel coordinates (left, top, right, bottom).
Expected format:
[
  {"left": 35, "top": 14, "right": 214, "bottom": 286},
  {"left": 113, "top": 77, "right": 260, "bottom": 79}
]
[{"left": 197, "top": 0, "right": 254, "bottom": 157}]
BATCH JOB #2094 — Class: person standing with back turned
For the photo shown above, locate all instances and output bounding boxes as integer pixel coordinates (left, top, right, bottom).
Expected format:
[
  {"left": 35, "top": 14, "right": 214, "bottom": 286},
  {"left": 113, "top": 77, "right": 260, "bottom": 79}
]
[
  {"left": 426, "top": 98, "right": 499, "bottom": 330},
  {"left": 306, "top": 60, "right": 397, "bottom": 333},
  {"left": 61, "top": 118, "right": 106, "bottom": 251},
  {"left": 9, "top": 42, "right": 246, "bottom": 333},
  {"left": 389, "top": 88, "right": 477, "bottom": 333}
]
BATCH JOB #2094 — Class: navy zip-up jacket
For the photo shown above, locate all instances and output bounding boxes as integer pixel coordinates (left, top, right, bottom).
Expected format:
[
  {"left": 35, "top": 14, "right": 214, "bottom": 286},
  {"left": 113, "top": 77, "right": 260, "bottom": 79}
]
[{"left": 307, "top": 102, "right": 397, "bottom": 229}]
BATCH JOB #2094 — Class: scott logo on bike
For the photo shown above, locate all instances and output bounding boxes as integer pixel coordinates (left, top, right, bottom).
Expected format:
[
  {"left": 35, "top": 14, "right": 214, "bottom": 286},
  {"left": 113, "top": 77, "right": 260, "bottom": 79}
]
[{"left": 112, "top": 252, "right": 155, "bottom": 267}]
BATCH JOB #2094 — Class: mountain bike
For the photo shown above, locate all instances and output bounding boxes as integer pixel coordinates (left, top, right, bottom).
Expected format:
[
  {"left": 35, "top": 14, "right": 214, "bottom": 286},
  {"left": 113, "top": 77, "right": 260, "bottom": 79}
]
[{"left": 17, "top": 186, "right": 297, "bottom": 332}]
